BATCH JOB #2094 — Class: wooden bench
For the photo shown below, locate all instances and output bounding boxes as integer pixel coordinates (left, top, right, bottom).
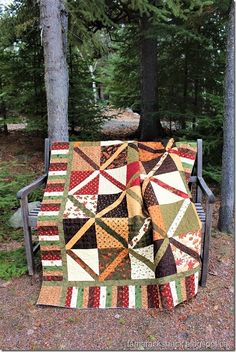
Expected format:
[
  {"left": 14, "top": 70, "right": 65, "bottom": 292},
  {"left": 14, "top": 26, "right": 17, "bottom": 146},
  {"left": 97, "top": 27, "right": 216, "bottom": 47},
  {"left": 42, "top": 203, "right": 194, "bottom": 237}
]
[{"left": 16, "top": 138, "right": 215, "bottom": 286}]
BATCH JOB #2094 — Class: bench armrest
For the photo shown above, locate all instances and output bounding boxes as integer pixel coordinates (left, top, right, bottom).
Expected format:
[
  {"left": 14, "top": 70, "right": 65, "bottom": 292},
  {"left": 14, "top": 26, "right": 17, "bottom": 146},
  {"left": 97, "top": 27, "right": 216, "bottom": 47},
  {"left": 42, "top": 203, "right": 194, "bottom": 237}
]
[
  {"left": 197, "top": 176, "right": 215, "bottom": 204},
  {"left": 16, "top": 174, "right": 47, "bottom": 199}
]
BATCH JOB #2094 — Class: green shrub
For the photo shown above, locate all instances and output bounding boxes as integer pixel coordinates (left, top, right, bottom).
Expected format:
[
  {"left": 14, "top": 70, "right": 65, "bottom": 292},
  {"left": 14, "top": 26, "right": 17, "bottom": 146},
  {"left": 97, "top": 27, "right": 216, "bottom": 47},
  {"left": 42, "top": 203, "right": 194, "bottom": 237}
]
[
  {"left": 0, "top": 162, "right": 43, "bottom": 242},
  {"left": 0, "top": 247, "right": 27, "bottom": 280}
]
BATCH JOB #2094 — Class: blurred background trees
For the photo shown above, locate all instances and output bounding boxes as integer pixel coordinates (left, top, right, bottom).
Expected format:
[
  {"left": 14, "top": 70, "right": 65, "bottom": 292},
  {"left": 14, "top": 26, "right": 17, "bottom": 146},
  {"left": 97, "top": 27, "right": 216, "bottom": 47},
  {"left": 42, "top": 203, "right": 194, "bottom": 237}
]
[{"left": 0, "top": 0, "right": 232, "bottom": 181}]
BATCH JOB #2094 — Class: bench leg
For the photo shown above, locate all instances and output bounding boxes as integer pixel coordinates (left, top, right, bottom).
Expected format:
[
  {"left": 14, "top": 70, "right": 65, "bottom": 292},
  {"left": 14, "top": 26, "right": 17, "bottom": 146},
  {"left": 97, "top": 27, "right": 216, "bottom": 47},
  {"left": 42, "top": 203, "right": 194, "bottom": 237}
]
[
  {"left": 20, "top": 196, "right": 35, "bottom": 275},
  {"left": 200, "top": 202, "right": 213, "bottom": 287}
]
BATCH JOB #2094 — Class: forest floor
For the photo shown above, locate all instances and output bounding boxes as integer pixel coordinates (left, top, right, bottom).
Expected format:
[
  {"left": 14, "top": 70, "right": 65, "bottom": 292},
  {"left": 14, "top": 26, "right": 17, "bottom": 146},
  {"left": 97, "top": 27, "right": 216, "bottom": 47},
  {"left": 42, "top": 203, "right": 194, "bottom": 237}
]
[
  {"left": 6, "top": 108, "right": 140, "bottom": 136},
  {"left": 0, "top": 124, "right": 235, "bottom": 351}
]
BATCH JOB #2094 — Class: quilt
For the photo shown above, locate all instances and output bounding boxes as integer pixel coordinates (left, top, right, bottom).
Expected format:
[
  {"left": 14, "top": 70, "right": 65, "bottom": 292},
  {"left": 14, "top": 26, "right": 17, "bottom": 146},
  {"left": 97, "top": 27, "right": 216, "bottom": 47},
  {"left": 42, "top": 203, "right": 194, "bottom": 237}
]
[{"left": 37, "top": 138, "right": 201, "bottom": 309}]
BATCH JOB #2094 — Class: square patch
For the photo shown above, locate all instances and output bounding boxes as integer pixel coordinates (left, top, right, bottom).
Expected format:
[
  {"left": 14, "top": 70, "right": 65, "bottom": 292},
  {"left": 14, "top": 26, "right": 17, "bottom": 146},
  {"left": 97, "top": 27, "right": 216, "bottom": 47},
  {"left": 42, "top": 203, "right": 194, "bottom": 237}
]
[
  {"left": 98, "top": 166, "right": 127, "bottom": 194},
  {"left": 95, "top": 218, "right": 128, "bottom": 249},
  {"left": 97, "top": 193, "right": 128, "bottom": 218},
  {"left": 72, "top": 146, "right": 101, "bottom": 171},
  {"left": 129, "top": 245, "right": 155, "bottom": 279},
  {"left": 64, "top": 195, "right": 98, "bottom": 219},
  {"left": 98, "top": 248, "right": 131, "bottom": 281},
  {"left": 67, "top": 248, "right": 99, "bottom": 281},
  {"left": 69, "top": 171, "right": 99, "bottom": 195},
  {"left": 63, "top": 218, "right": 97, "bottom": 249},
  {"left": 100, "top": 143, "right": 127, "bottom": 169}
]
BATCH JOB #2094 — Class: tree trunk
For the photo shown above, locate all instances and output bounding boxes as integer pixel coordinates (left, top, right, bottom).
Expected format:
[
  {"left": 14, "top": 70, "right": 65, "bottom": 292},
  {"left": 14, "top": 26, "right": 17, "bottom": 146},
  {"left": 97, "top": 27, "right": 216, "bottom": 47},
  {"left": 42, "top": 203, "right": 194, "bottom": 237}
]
[
  {"left": 138, "top": 17, "right": 164, "bottom": 140},
  {"left": 181, "top": 45, "right": 188, "bottom": 130},
  {"left": 218, "top": 2, "right": 235, "bottom": 234},
  {"left": 40, "top": 0, "right": 69, "bottom": 142},
  {"left": 2, "top": 101, "right": 8, "bottom": 135},
  {"left": 68, "top": 44, "right": 75, "bottom": 134},
  {"left": 193, "top": 78, "right": 198, "bottom": 130},
  {"left": 88, "top": 63, "right": 98, "bottom": 104}
]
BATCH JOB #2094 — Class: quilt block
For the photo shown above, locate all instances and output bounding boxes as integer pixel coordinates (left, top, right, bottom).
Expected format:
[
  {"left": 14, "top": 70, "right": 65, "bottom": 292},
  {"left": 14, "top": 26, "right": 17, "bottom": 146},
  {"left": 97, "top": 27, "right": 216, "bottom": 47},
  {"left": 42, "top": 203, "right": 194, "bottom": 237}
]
[{"left": 37, "top": 138, "right": 202, "bottom": 309}]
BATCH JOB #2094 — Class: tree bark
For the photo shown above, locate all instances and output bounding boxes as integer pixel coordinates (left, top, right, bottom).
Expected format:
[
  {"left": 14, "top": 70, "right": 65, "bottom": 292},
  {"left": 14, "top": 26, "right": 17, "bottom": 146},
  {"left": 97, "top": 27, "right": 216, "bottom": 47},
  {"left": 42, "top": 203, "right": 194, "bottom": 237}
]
[
  {"left": 138, "top": 17, "right": 164, "bottom": 140},
  {"left": 182, "top": 44, "right": 188, "bottom": 130},
  {"left": 40, "top": 0, "right": 69, "bottom": 141},
  {"left": 193, "top": 78, "right": 198, "bottom": 130},
  {"left": 218, "top": 2, "right": 235, "bottom": 234},
  {"left": 69, "top": 44, "right": 75, "bottom": 133},
  {"left": 1, "top": 101, "right": 8, "bottom": 135},
  {"left": 88, "top": 63, "right": 98, "bottom": 104}
]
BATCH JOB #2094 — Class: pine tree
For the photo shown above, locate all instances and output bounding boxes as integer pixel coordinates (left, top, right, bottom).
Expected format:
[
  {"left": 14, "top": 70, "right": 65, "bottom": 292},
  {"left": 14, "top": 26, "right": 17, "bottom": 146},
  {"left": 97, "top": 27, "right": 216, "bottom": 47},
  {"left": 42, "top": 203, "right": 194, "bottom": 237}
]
[
  {"left": 68, "top": 47, "right": 106, "bottom": 139},
  {"left": 0, "top": 0, "right": 46, "bottom": 131},
  {"left": 218, "top": 1, "right": 234, "bottom": 234}
]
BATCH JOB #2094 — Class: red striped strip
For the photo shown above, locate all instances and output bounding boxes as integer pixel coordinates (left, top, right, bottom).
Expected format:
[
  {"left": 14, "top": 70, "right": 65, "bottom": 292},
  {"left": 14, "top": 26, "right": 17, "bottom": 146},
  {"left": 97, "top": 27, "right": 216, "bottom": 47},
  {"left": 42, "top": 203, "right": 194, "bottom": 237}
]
[
  {"left": 159, "top": 283, "right": 174, "bottom": 310},
  {"left": 88, "top": 287, "right": 95, "bottom": 308},
  {"left": 87, "top": 287, "right": 101, "bottom": 308},
  {"left": 40, "top": 204, "right": 61, "bottom": 212},
  {"left": 51, "top": 143, "right": 69, "bottom": 150},
  {"left": 65, "top": 287, "right": 73, "bottom": 307},
  {"left": 185, "top": 274, "right": 195, "bottom": 299},
  {"left": 147, "top": 285, "right": 159, "bottom": 308},
  {"left": 93, "top": 287, "right": 101, "bottom": 308},
  {"left": 49, "top": 163, "right": 67, "bottom": 171},
  {"left": 169, "top": 148, "right": 196, "bottom": 160},
  {"left": 43, "top": 275, "right": 63, "bottom": 281},
  {"left": 45, "top": 184, "right": 65, "bottom": 192},
  {"left": 178, "top": 148, "right": 196, "bottom": 160},
  {"left": 117, "top": 286, "right": 129, "bottom": 308},
  {"left": 151, "top": 177, "right": 189, "bottom": 198},
  {"left": 37, "top": 226, "right": 59, "bottom": 235},
  {"left": 41, "top": 251, "right": 61, "bottom": 260}
]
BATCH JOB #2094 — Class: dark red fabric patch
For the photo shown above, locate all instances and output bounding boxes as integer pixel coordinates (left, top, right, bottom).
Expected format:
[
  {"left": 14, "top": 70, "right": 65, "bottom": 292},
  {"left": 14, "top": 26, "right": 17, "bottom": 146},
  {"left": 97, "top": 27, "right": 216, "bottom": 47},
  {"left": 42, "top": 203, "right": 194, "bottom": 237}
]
[
  {"left": 159, "top": 283, "right": 174, "bottom": 310},
  {"left": 45, "top": 184, "right": 65, "bottom": 193},
  {"left": 127, "top": 162, "right": 140, "bottom": 187},
  {"left": 43, "top": 275, "right": 63, "bottom": 282},
  {"left": 37, "top": 226, "right": 59, "bottom": 236},
  {"left": 40, "top": 204, "right": 61, "bottom": 212},
  {"left": 49, "top": 163, "right": 67, "bottom": 171},
  {"left": 65, "top": 287, "right": 73, "bottom": 307},
  {"left": 117, "top": 286, "right": 129, "bottom": 308},
  {"left": 41, "top": 250, "right": 61, "bottom": 260},
  {"left": 147, "top": 285, "right": 159, "bottom": 308},
  {"left": 185, "top": 274, "right": 195, "bottom": 299},
  {"left": 51, "top": 142, "right": 69, "bottom": 150},
  {"left": 93, "top": 287, "right": 101, "bottom": 308},
  {"left": 88, "top": 287, "right": 95, "bottom": 308}
]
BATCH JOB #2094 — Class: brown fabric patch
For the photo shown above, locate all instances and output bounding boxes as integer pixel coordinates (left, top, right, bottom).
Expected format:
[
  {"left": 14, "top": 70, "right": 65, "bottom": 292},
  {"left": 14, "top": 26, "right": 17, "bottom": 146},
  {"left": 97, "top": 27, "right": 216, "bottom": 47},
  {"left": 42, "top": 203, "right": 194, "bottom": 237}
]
[{"left": 154, "top": 240, "right": 177, "bottom": 278}]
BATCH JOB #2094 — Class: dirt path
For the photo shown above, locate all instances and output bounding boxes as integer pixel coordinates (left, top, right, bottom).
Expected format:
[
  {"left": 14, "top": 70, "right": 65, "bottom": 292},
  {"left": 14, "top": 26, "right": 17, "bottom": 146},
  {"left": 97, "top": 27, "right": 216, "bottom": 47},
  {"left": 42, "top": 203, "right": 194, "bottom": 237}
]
[
  {"left": 0, "top": 231, "right": 234, "bottom": 351},
  {"left": 6, "top": 108, "right": 140, "bottom": 135}
]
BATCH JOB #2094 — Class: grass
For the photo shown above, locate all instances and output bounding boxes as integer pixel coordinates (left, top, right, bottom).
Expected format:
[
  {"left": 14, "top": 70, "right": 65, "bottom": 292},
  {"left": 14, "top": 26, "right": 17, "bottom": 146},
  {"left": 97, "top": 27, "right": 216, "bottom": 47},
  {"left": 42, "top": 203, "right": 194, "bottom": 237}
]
[{"left": 0, "top": 247, "right": 27, "bottom": 280}]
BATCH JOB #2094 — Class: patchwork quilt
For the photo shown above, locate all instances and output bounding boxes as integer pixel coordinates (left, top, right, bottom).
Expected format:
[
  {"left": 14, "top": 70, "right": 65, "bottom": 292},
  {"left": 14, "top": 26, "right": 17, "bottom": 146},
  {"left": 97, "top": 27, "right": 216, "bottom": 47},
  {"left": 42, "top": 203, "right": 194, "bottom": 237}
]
[{"left": 37, "top": 138, "right": 201, "bottom": 309}]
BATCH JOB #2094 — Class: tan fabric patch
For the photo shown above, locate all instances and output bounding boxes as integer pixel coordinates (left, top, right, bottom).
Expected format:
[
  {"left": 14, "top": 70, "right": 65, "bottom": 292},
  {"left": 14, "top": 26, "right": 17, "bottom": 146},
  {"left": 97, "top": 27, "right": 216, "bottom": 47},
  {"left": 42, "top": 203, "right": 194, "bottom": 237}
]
[
  {"left": 149, "top": 205, "right": 166, "bottom": 240},
  {"left": 126, "top": 186, "right": 143, "bottom": 217},
  {"left": 37, "top": 286, "right": 62, "bottom": 306}
]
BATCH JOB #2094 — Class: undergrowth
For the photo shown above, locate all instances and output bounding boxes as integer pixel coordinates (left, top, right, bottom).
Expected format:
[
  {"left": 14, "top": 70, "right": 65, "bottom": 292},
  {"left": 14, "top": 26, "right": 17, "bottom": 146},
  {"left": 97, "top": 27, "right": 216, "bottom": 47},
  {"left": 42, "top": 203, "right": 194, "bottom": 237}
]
[
  {"left": 0, "top": 161, "right": 43, "bottom": 242},
  {"left": 0, "top": 247, "right": 27, "bottom": 280},
  {"left": 0, "top": 161, "right": 43, "bottom": 280}
]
